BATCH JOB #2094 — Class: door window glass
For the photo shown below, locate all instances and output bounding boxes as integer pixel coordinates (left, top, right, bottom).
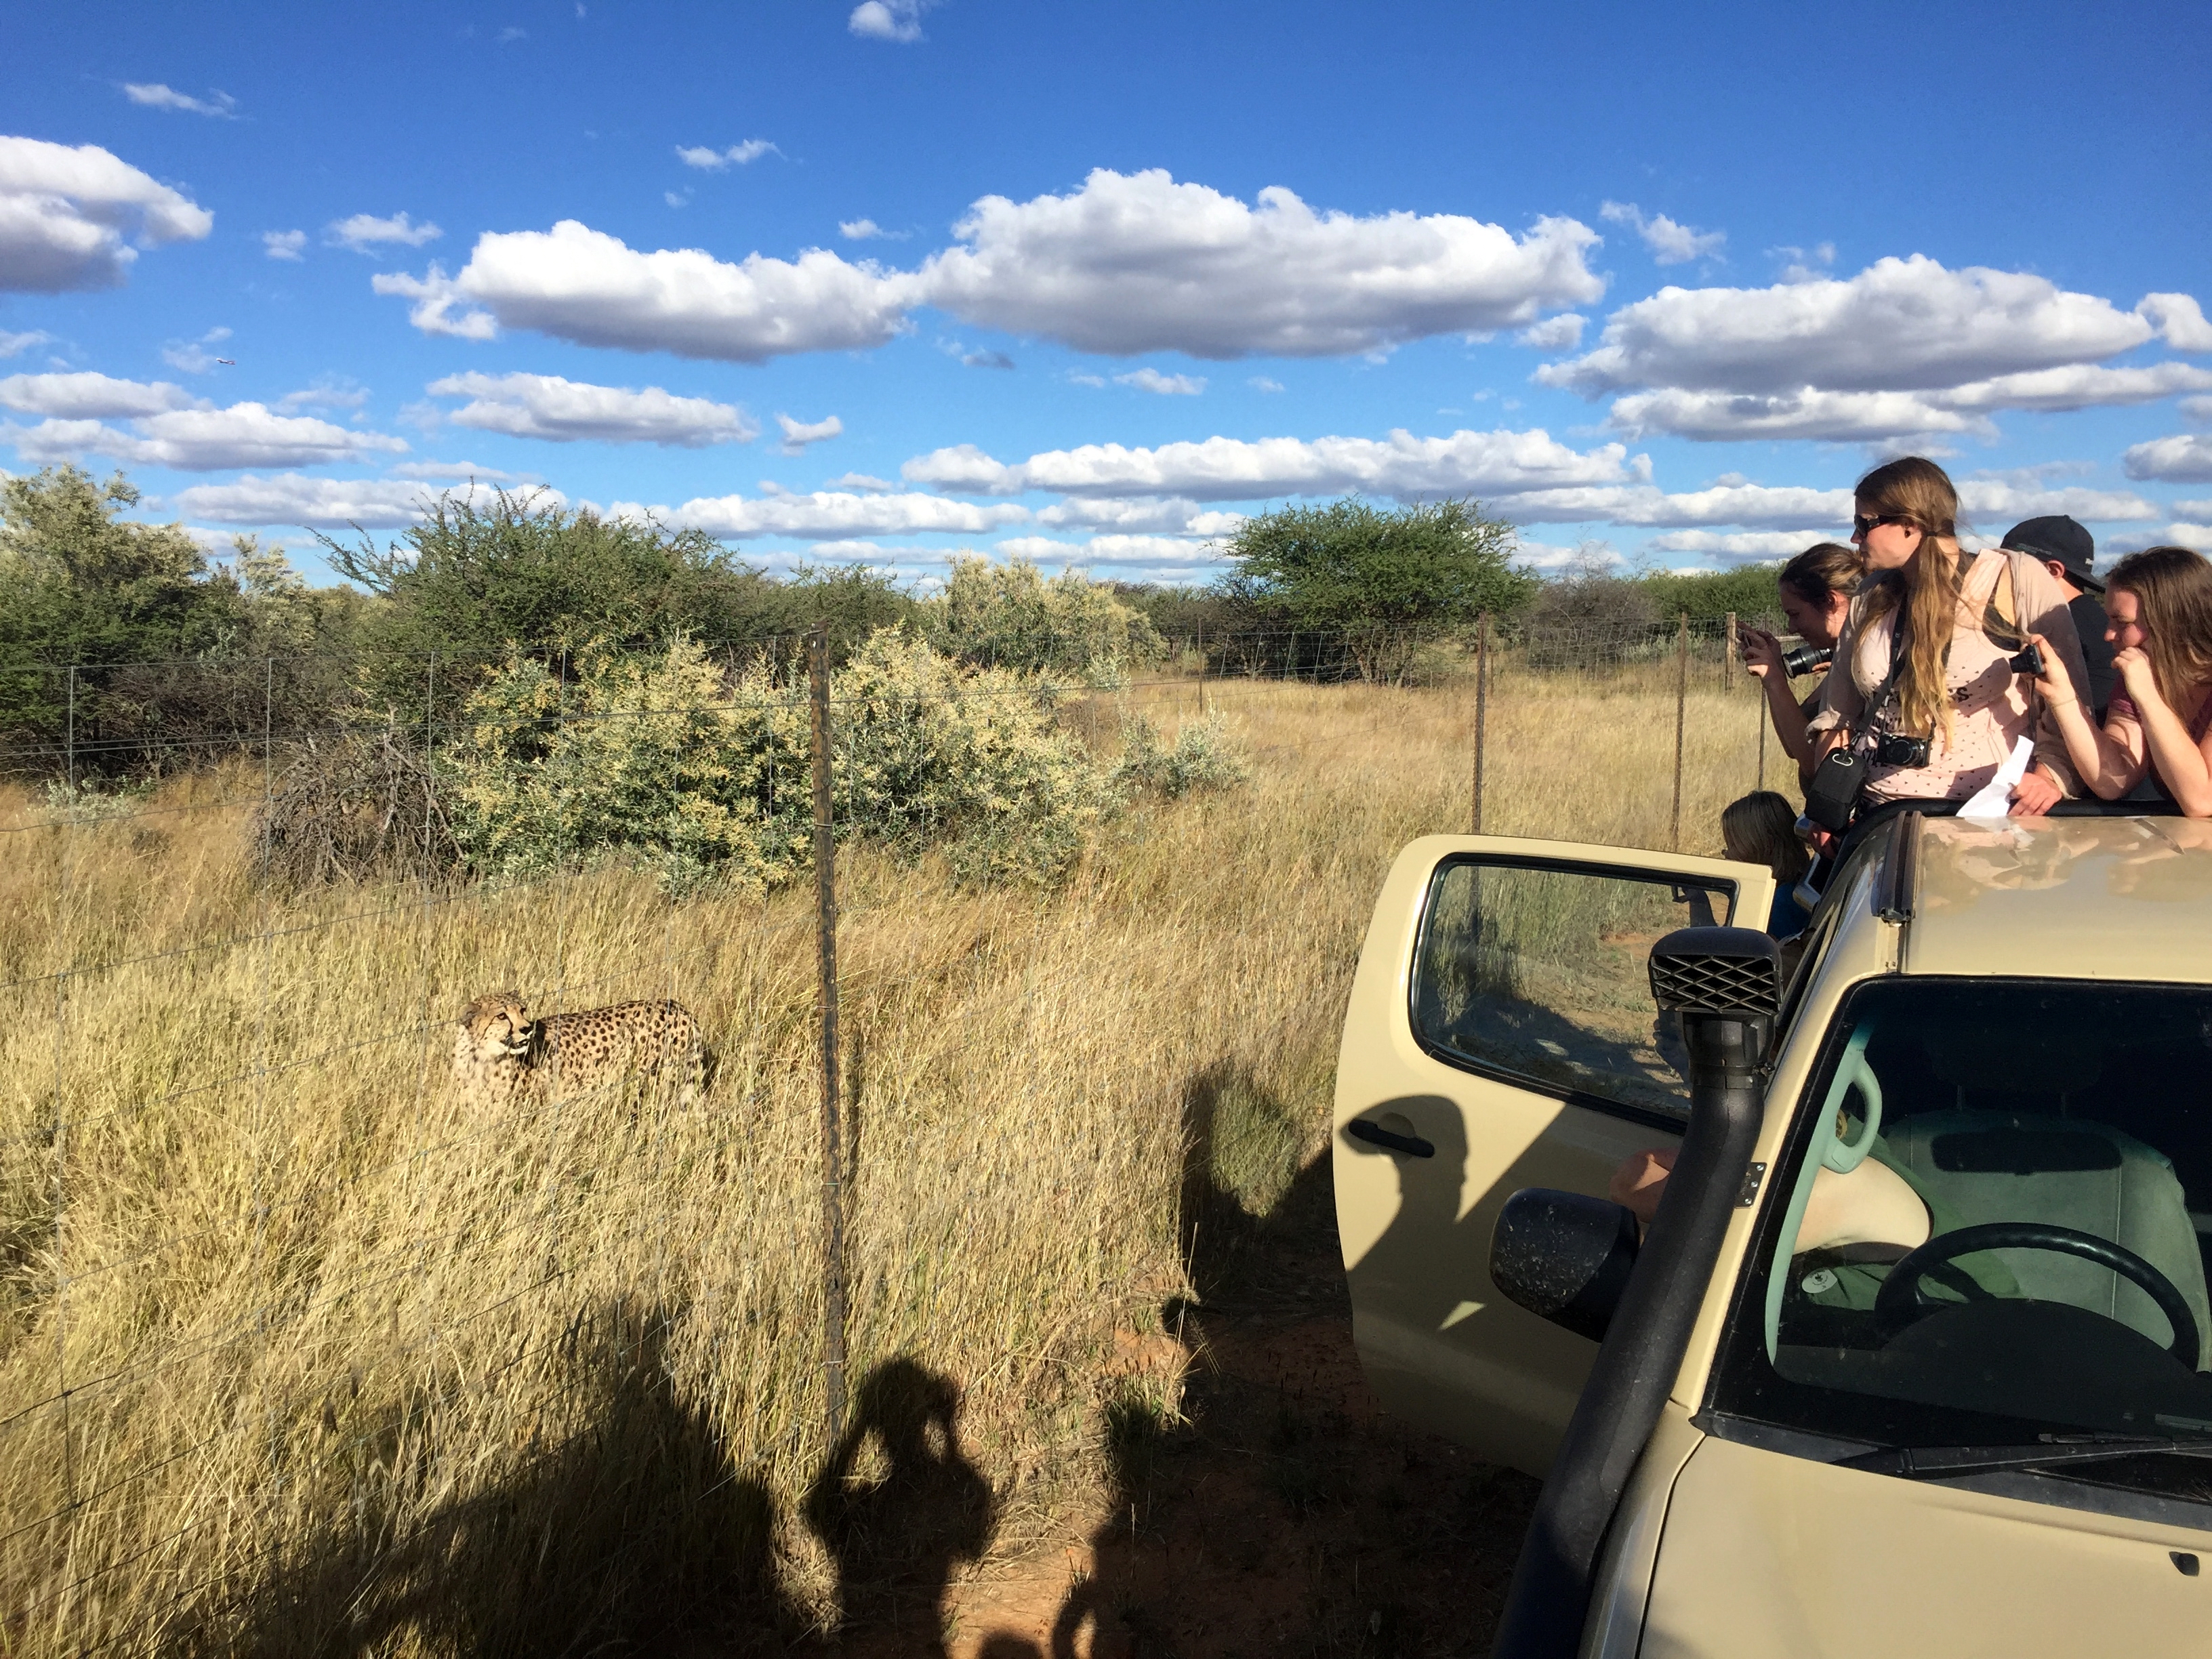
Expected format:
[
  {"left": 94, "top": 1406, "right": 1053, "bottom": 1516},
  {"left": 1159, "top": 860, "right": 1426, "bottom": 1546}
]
[{"left": 1411, "top": 858, "right": 1740, "bottom": 1122}]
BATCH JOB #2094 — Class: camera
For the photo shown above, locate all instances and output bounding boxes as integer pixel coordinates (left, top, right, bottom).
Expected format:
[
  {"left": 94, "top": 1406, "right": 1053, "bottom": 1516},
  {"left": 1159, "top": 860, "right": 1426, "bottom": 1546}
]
[
  {"left": 1781, "top": 643, "right": 1835, "bottom": 677},
  {"left": 1875, "top": 733, "right": 1932, "bottom": 768},
  {"left": 2009, "top": 641, "right": 2045, "bottom": 677}
]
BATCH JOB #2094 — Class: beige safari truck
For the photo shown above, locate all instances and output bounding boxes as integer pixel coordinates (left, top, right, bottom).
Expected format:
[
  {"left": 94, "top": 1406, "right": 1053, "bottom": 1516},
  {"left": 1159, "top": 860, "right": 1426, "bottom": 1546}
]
[{"left": 1334, "top": 808, "right": 2212, "bottom": 1657}]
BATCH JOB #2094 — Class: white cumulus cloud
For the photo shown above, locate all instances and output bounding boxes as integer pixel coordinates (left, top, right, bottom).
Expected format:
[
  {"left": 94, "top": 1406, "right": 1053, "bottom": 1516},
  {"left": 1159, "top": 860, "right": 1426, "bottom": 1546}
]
[
  {"left": 1543, "top": 255, "right": 2158, "bottom": 398},
  {"left": 0, "top": 329, "right": 53, "bottom": 358},
  {"left": 389, "top": 459, "right": 522, "bottom": 483},
  {"left": 2125, "top": 432, "right": 2212, "bottom": 484},
  {"left": 903, "top": 426, "right": 1637, "bottom": 503},
  {"left": 172, "top": 472, "right": 540, "bottom": 528},
  {"left": 1599, "top": 201, "right": 1724, "bottom": 265},
  {"left": 849, "top": 0, "right": 930, "bottom": 41},
  {"left": 775, "top": 412, "right": 843, "bottom": 455},
  {"left": 1516, "top": 312, "right": 1586, "bottom": 350},
  {"left": 676, "top": 140, "right": 781, "bottom": 169},
  {"left": 378, "top": 220, "right": 918, "bottom": 360},
  {"left": 262, "top": 228, "right": 306, "bottom": 262},
  {"left": 120, "top": 83, "right": 238, "bottom": 118},
  {"left": 920, "top": 169, "right": 1603, "bottom": 359},
  {"left": 840, "top": 218, "right": 906, "bottom": 241},
  {"left": 2139, "top": 293, "right": 2212, "bottom": 352},
  {"left": 0, "top": 371, "right": 203, "bottom": 419},
  {"left": 615, "top": 486, "right": 1027, "bottom": 540},
  {"left": 426, "top": 369, "right": 757, "bottom": 447},
  {"left": 1646, "top": 529, "right": 1839, "bottom": 559},
  {"left": 1116, "top": 368, "right": 1204, "bottom": 395},
  {"left": 370, "top": 171, "right": 1603, "bottom": 366},
  {"left": 1607, "top": 361, "right": 2212, "bottom": 443},
  {"left": 5, "top": 403, "right": 407, "bottom": 470},
  {"left": 991, "top": 533, "right": 1226, "bottom": 573},
  {"left": 327, "top": 211, "right": 443, "bottom": 253},
  {"left": 0, "top": 136, "right": 213, "bottom": 291}
]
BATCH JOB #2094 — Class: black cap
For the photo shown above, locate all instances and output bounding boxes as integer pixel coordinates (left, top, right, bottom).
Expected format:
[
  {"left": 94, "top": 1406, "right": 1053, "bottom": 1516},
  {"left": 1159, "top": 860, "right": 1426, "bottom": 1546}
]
[{"left": 2002, "top": 515, "right": 2102, "bottom": 593}]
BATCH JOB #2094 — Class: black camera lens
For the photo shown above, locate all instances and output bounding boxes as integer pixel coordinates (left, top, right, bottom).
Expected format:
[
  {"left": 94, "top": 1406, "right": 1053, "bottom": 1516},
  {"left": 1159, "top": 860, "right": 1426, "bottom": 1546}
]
[
  {"left": 1875, "top": 733, "right": 1931, "bottom": 768},
  {"left": 2009, "top": 642, "right": 2045, "bottom": 677},
  {"left": 1780, "top": 643, "right": 1835, "bottom": 677}
]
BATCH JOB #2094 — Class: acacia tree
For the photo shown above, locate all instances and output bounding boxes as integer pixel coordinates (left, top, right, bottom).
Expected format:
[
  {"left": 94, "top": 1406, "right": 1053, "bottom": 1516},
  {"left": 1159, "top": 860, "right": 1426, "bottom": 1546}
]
[{"left": 1216, "top": 497, "right": 1534, "bottom": 682}]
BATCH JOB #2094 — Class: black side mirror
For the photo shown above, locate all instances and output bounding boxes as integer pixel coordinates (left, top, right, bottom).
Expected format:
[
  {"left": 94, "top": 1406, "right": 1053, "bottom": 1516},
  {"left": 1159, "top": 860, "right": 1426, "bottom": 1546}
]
[{"left": 1490, "top": 1189, "right": 1641, "bottom": 1342}]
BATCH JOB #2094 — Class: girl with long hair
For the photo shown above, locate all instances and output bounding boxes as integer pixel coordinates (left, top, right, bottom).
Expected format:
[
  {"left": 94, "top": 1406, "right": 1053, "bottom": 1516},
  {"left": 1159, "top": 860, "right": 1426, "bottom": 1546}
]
[
  {"left": 1721, "top": 789, "right": 1814, "bottom": 937},
  {"left": 2025, "top": 546, "right": 2212, "bottom": 814},
  {"left": 1809, "top": 456, "right": 2090, "bottom": 816},
  {"left": 1740, "top": 541, "right": 1860, "bottom": 775}
]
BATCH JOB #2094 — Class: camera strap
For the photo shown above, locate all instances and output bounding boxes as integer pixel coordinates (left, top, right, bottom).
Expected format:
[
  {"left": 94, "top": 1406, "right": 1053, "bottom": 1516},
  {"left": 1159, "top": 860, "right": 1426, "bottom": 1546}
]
[{"left": 1847, "top": 613, "right": 1910, "bottom": 757}]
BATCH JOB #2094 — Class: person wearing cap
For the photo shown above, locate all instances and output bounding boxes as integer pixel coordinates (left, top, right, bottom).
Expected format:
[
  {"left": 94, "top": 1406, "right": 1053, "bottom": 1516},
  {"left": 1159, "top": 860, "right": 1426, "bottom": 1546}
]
[{"left": 2003, "top": 516, "right": 2113, "bottom": 720}]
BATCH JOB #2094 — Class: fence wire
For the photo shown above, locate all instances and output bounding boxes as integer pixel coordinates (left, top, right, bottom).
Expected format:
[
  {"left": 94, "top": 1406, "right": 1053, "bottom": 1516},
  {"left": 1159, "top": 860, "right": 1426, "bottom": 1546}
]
[{"left": 0, "top": 613, "right": 1812, "bottom": 1655}]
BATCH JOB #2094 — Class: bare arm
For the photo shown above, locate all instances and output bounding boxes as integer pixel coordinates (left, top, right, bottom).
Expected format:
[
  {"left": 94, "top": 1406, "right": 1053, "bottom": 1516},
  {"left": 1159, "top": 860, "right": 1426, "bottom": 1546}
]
[
  {"left": 1744, "top": 628, "right": 1814, "bottom": 766},
  {"left": 2119, "top": 650, "right": 2212, "bottom": 816},
  {"left": 2013, "top": 558, "right": 2091, "bottom": 798},
  {"left": 2026, "top": 630, "right": 2146, "bottom": 800}
]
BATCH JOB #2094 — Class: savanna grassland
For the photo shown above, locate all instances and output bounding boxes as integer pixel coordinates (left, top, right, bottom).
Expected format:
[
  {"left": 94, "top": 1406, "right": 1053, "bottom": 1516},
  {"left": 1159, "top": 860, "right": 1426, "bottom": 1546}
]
[{"left": 0, "top": 658, "right": 1778, "bottom": 1656}]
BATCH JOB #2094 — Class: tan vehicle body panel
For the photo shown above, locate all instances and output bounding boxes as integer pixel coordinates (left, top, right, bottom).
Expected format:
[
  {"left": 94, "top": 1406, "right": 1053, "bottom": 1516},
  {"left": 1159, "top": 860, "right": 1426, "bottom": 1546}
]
[
  {"left": 1338, "top": 818, "right": 2212, "bottom": 1656},
  {"left": 1330, "top": 835, "right": 1774, "bottom": 1476},
  {"left": 1640, "top": 1433, "right": 2212, "bottom": 1658}
]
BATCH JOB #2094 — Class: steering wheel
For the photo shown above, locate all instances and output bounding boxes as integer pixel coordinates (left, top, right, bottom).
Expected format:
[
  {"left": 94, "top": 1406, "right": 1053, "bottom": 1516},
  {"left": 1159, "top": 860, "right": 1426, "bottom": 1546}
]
[{"left": 1875, "top": 1222, "right": 2200, "bottom": 1369}]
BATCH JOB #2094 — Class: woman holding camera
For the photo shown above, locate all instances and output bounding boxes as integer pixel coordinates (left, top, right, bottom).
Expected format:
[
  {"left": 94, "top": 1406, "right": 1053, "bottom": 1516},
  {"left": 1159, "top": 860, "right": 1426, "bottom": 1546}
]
[
  {"left": 2024, "top": 545, "right": 2212, "bottom": 815},
  {"left": 1807, "top": 456, "right": 2089, "bottom": 819},
  {"left": 1741, "top": 541, "right": 1860, "bottom": 778}
]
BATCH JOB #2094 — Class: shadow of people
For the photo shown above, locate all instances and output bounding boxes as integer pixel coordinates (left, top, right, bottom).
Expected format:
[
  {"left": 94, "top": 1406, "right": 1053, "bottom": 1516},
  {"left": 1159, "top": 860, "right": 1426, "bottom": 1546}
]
[
  {"left": 223, "top": 1295, "right": 796, "bottom": 1658},
  {"left": 804, "top": 1357, "right": 997, "bottom": 1655}
]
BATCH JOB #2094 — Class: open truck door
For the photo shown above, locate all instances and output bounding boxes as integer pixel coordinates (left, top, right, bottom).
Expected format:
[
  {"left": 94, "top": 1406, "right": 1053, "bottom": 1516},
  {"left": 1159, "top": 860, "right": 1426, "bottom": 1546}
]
[{"left": 1332, "top": 835, "right": 1775, "bottom": 1477}]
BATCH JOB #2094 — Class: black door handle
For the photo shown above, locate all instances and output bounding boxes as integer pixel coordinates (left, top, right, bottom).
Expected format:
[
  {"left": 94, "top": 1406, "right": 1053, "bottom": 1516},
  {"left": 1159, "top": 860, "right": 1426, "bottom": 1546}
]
[{"left": 1347, "top": 1119, "right": 1435, "bottom": 1158}]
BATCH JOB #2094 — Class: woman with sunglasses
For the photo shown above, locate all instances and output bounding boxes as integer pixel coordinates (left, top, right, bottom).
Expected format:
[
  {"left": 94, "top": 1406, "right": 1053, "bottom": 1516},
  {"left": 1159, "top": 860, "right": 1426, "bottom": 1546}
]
[
  {"left": 2022, "top": 545, "right": 2212, "bottom": 815},
  {"left": 1808, "top": 456, "right": 2089, "bottom": 817}
]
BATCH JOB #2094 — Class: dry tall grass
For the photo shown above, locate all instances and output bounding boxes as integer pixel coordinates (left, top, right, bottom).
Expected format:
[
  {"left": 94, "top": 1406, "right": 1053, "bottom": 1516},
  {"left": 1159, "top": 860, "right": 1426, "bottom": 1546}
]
[{"left": 0, "top": 660, "right": 1780, "bottom": 1655}]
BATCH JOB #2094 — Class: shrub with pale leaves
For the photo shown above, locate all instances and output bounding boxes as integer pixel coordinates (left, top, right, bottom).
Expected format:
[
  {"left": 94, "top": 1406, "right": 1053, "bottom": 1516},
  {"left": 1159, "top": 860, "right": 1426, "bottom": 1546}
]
[
  {"left": 441, "top": 629, "right": 1121, "bottom": 893},
  {"left": 1113, "top": 712, "right": 1250, "bottom": 800},
  {"left": 924, "top": 555, "right": 1166, "bottom": 682}
]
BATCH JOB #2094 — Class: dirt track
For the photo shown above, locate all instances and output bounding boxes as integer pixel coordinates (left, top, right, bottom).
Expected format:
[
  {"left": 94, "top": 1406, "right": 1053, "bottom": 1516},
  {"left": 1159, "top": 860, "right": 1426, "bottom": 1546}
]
[{"left": 717, "top": 1151, "right": 1540, "bottom": 1658}]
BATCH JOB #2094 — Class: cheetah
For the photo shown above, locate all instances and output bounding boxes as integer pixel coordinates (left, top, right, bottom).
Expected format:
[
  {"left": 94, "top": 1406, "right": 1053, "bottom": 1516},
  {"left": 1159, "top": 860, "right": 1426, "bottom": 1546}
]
[{"left": 451, "top": 990, "right": 708, "bottom": 1109}]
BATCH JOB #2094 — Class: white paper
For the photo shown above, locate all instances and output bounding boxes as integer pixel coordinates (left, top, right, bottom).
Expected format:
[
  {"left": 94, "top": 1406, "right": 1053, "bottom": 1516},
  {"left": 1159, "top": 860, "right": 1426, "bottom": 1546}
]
[{"left": 1957, "top": 735, "right": 2036, "bottom": 819}]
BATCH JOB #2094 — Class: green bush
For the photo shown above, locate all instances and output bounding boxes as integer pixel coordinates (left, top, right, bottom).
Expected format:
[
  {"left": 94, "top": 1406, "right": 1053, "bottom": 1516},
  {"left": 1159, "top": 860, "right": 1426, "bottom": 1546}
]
[
  {"left": 1113, "top": 712, "right": 1250, "bottom": 799},
  {"left": 923, "top": 555, "right": 1165, "bottom": 680},
  {"left": 440, "top": 629, "right": 1124, "bottom": 895}
]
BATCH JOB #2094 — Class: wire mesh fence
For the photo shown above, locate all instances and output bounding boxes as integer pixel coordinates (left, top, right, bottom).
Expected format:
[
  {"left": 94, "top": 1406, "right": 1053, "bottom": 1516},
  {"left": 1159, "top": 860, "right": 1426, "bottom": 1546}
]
[{"left": 0, "top": 613, "right": 1817, "bottom": 1654}]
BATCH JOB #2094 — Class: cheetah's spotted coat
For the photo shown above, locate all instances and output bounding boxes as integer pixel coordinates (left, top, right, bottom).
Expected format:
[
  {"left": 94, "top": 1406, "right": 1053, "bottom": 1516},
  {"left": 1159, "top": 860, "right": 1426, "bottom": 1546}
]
[{"left": 451, "top": 991, "right": 708, "bottom": 1108}]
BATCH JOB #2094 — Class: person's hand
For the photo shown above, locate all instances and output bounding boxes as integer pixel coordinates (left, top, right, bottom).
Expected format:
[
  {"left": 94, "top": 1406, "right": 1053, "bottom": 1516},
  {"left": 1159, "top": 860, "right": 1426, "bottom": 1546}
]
[
  {"left": 2114, "top": 644, "right": 2157, "bottom": 701},
  {"left": 2020, "top": 632, "right": 2074, "bottom": 710},
  {"left": 1740, "top": 628, "right": 1783, "bottom": 682},
  {"left": 1608, "top": 1146, "right": 1678, "bottom": 1226},
  {"left": 2009, "top": 764, "right": 2064, "bottom": 817}
]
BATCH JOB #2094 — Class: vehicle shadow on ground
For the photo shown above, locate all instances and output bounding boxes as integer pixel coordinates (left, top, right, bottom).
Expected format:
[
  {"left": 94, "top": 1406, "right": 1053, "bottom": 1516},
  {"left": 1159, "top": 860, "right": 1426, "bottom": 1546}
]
[{"left": 1024, "top": 1060, "right": 1539, "bottom": 1658}]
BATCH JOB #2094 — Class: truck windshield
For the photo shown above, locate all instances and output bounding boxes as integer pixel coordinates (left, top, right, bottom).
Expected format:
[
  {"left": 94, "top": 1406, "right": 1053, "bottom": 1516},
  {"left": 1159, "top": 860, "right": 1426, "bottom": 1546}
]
[{"left": 1708, "top": 977, "right": 2212, "bottom": 1504}]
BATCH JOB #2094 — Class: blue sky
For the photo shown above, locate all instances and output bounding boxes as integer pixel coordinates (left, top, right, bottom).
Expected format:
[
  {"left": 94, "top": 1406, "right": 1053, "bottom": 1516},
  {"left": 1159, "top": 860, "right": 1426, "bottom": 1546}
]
[{"left": 4, "top": 0, "right": 2210, "bottom": 587}]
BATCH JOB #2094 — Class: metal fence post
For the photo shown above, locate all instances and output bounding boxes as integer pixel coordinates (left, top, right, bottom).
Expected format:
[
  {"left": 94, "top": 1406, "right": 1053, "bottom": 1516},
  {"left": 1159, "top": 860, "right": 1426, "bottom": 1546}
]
[
  {"left": 1671, "top": 612, "right": 1689, "bottom": 852},
  {"left": 1756, "top": 687, "right": 1767, "bottom": 792},
  {"left": 1196, "top": 622, "right": 1207, "bottom": 716},
  {"left": 1724, "top": 611, "right": 1738, "bottom": 693},
  {"left": 1472, "top": 611, "right": 1490, "bottom": 834},
  {"left": 809, "top": 623, "right": 848, "bottom": 1442}
]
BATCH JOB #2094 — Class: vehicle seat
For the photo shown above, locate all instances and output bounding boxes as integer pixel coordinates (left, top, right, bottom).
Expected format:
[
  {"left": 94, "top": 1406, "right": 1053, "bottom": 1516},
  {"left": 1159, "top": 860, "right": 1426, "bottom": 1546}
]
[{"left": 1882, "top": 1111, "right": 2212, "bottom": 1368}]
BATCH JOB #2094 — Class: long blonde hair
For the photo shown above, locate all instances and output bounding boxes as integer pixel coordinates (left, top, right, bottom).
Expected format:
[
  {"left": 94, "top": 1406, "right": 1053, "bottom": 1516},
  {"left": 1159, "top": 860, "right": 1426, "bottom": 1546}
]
[
  {"left": 2108, "top": 546, "right": 2212, "bottom": 718},
  {"left": 1854, "top": 456, "right": 1967, "bottom": 741}
]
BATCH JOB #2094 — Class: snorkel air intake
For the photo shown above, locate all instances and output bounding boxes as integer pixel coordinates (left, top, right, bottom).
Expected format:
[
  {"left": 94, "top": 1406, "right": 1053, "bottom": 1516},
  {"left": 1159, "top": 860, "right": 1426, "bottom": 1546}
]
[{"left": 1489, "top": 926, "right": 1778, "bottom": 1659}]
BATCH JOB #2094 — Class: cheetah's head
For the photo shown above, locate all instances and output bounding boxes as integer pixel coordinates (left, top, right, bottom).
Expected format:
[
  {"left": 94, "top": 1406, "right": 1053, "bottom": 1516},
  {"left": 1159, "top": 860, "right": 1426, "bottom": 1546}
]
[{"left": 457, "top": 991, "right": 536, "bottom": 1059}]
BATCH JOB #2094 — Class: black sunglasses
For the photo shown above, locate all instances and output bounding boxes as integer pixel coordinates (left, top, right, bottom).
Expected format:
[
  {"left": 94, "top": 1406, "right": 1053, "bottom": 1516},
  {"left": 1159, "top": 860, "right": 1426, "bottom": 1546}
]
[{"left": 1851, "top": 512, "right": 1914, "bottom": 539}]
